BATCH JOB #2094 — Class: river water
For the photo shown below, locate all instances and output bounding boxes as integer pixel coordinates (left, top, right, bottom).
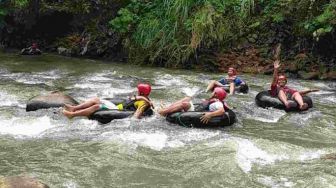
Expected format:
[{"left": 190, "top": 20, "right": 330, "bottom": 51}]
[{"left": 0, "top": 52, "right": 335, "bottom": 187}]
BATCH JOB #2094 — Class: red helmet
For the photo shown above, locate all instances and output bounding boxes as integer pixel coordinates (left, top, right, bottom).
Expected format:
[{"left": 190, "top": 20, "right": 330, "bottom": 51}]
[
  {"left": 214, "top": 87, "right": 227, "bottom": 101},
  {"left": 228, "top": 67, "right": 237, "bottom": 75},
  {"left": 32, "top": 43, "right": 38, "bottom": 49},
  {"left": 137, "top": 83, "right": 151, "bottom": 96}
]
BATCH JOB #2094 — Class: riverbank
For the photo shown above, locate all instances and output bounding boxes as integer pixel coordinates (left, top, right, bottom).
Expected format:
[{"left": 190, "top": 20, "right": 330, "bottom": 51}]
[{"left": 2, "top": 46, "right": 335, "bottom": 81}]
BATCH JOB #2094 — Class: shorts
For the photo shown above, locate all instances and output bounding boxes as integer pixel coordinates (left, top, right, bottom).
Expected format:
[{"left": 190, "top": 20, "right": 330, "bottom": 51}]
[
  {"left": 187, "top": 101, "right": 195, "bottom": 112},
  {"left": 99, "top": 99, "right": 119, "bottom": 110}
]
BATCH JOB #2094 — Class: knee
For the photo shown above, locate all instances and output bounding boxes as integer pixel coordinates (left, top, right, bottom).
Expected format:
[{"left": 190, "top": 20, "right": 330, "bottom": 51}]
[
  {"left": 181, "top": 102, "right": 191, "bottom": 110},
  {"left": 292, "top": 92, "right": 300, "bottom": 97},
  {"left": 209, "top": 80, "right": 217, "bottom": 85},
  {"left": 91, "top": 97, "right": 100, "bottom": 103},
  {"left": 93, "top": 104, "right": 101, "bottom": 111}
]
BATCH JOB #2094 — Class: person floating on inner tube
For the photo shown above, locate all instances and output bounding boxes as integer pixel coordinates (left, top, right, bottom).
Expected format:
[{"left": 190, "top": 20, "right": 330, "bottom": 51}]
[
  {"left": 271, "top": 60, "right": 319, "bottom": 110},
  {"left": 206, "top": 67, "right": 246, "bottom": 95},
  {"left": 62, "top": 83, "right": 153, "bottom": 119},
  {"left": 20, "top": 43, "right": 42, "bottom": 55},
  {"left": 159, "top": 87, "right": 230, "bottom": 124}
]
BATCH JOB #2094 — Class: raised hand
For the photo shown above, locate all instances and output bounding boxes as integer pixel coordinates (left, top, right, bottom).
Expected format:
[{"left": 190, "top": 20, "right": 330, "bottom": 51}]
[{"left": 274, "top": 60, "right": 281, "bottom": 69}]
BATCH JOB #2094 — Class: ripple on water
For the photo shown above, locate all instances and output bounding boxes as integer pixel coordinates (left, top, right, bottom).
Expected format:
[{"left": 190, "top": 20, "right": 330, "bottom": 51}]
[
  {"left": 0, "top": 116, "right": 55, "bottom": 138},
  {"left": 1, "top": 70, "right": 65, "bottom": 86},
  {"left": 0, "top": 91, "right": 22, "bottom": 107},
  {"left": 239, "top": 101, "right": 286, "bottom": 123},
  {"left": 154, "top": 74, "right": 188, "bottom": 86},
  {"left": 286, "top": 110, "right": 323, "bottom": 127}
]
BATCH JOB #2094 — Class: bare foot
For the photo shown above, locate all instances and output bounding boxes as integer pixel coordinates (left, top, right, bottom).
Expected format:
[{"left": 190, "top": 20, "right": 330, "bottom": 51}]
[
  {"left": 300, "top": 103, "right": 308, "bottom": 111},
  {"left": 64, "top": 103, "right": 75, "bottom": 112},
  {"left": 284, "top": 102, "right": 290, "bottom": 109},
  {"left": 62, "top": 109, "right": 74, "bottom": 119}
]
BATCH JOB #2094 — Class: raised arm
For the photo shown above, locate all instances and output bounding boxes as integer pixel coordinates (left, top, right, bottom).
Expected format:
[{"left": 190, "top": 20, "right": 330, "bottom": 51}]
[{"left": 272, "top": 60, "right": 281, "bottom": 86}]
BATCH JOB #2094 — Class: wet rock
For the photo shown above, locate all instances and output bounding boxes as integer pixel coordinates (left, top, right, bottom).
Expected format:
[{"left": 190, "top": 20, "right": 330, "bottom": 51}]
[
  {"left": 26, "top": 91, "right": 78, "bottom": 111},
  {"left": 0, "top": 176, "right": 49, "bottom": 188},
  {"left": 321, "top": 71, "right": 336, "bottom": 80},
  {"left": 321, "top": 153, "right": 336, "bottom": 160},
  {"left": 57, "top": 47, "right": 72, "bottom": 56},
  {"left": 298, "top": 71, "right": 320, "bottom": 80}
]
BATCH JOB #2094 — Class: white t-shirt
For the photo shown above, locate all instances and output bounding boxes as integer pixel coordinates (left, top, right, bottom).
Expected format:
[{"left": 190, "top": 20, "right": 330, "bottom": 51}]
[{"left": 208, "top": 101, "right": 224, "bottom": 112}]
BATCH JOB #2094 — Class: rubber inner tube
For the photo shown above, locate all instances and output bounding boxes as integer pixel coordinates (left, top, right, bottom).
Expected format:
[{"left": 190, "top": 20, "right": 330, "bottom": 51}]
[
  {"left": 255, "top": 90, "right": 313, "bottom": 111},
  {"left": 20, "top": 49, "right": 42, "bottom": 55},
  {"left": 89, "top": 98, "right": 153, "bottom": 124},
  {"left": 221, "top": 84, "right": 249, "bottom": 94},
  {"left": 166, "top": 109, "right": 236, "bottom": 128}
]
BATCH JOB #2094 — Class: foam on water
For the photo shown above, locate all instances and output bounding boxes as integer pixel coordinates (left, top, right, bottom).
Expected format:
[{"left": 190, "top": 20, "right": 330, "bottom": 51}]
[
  {"left": 240, "top": 101, "right": 286, "bottom": 123},
  {"left": 101, "top": 130, "right": 168, "bottom": 151},
  {"left": 181, "top": 87, "right": 202, "bottom": 97},
  {"left": 234, "top": 138, "right": 288, "bottom": 173},
  {"left": 63, "top": 181, "right": 78, "bottom": 188},
  {"left": 258, "top": 176, "right": 295, "bottom": 188},
  {"left": 0, "top": 116, "right": 55, "bottom": 138},
  {"left": 2, "top": 70, "right": 65, "bottom": 86},
  {"left": 155, "top": 74, "right": 187, "bottom": 86},
  {"left": 299, "top": 150, "right": 325, "bottom": 161},
  {"left": 287, "top": 111, "right": 323, "bottom": 127},
  {"left": 0, "top": 91, "right": 21, "bottom": 107}
]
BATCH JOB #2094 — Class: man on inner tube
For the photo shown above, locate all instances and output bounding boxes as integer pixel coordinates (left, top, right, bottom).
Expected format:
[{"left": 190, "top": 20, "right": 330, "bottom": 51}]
[
  {"left": 62, "top": 83, "right": 153, "bottom": 119},
  {"left": 206, "top": 67, "right": 246, "bottom": 95},
  {"left": 271, "top": 60, "right": 319, "bottom": 110},
  {"left": 159, "top": 87, "right": 230, "bottom": 124},
  {"left": 20, "top": 43, "right": 42, "bottom": 55}
]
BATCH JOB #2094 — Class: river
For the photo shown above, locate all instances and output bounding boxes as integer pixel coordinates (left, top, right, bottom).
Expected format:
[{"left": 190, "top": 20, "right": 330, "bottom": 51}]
[{"left": 0, "top": 52, "right": 335, "bottom": 187}]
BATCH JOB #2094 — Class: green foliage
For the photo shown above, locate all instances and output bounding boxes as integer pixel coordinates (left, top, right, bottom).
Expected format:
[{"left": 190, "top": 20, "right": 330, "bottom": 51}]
[
  {"left": 110, "top": 0, "right": 254, "bottom": 66},
  {"left": 305, "top": 2, "right": 336, "bottom": 39},
  {"left": 0, "top": 0, "right": 28, "bottom": 28}
]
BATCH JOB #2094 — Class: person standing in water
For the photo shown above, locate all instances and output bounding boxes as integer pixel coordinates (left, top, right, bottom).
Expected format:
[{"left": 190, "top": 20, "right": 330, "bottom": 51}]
[
  {"left": 206, "top": 67, "right": 246, "bottom": 95},
  {"left": 62, "top": 83, "right": 153, "bottom": 119},
  {"left": 271, "top": 60, "right": 319, "bottom": 110}
]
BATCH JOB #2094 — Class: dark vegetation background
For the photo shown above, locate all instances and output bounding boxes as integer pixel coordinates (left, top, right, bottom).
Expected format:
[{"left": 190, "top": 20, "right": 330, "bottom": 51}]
[{"left": 0, "top": 0, "right": 335, "bottom": 79}]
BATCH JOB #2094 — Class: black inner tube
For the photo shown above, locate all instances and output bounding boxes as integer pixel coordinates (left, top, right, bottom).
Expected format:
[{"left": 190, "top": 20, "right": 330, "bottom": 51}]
[
  {"left": 255, "top": 90, "right": 313, "bottom": 112},
  {"left": 166, "top": 109, "right": 236, "bottom": 128}
]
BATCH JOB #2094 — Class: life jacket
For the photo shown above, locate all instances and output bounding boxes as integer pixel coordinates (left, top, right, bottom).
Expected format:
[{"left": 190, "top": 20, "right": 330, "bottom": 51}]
[{"left": 118, "top": 97, "right": 153, "bottom": 116}]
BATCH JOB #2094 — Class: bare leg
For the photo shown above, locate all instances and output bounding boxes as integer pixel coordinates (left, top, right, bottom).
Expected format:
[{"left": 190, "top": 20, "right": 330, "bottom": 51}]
[
  {"left": 206, "top": 80, "right": 217, "bottom": 92},
  {"left": 278, "top": 90, "right": 290, "bottom": 108},
  {"left": 292, "top": 92, "right": 308, "bottom": 110},
  {"left": 63, "top": 104, "right": 100, "bottom": 118},
  {"left": 229, "top": 82, "right": 235, "bottom": 95},
  {"left": 68, "top": 97, "right": 100, "bottom": 112},
  {"left": 159, "top": 97, "right": 191, "bottom": 116}
]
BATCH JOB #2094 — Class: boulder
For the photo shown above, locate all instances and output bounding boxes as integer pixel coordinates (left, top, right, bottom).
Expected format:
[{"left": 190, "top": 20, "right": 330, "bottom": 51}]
[
  {"left": 298, "top": 71, "right": 320, "bottom": 80},
  {"left": 26, "top": 91, "right": 78, "bottom": 111},
  {"left": 0, "top": 176, "right": 49, "bottom": 188}
]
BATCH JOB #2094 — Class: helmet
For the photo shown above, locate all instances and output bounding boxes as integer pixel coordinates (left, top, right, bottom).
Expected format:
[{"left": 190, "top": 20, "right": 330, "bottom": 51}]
[
  {"left": 137, "top": 83, "right": 151, "bottom": 96},
  {"left": 214, "top": 87, "right": 227, "bottom": 101},
  {"left": 32, "top": 43, "right": 38, "bottom": 49},
  {"left": 228, "top": 67, "right": 237, "bottom": 75}
]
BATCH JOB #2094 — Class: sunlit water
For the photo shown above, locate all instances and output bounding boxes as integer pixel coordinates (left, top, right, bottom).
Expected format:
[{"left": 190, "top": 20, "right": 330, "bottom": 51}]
[{"left": 0, "top": 52, "right": 335, "bottom": 187}]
